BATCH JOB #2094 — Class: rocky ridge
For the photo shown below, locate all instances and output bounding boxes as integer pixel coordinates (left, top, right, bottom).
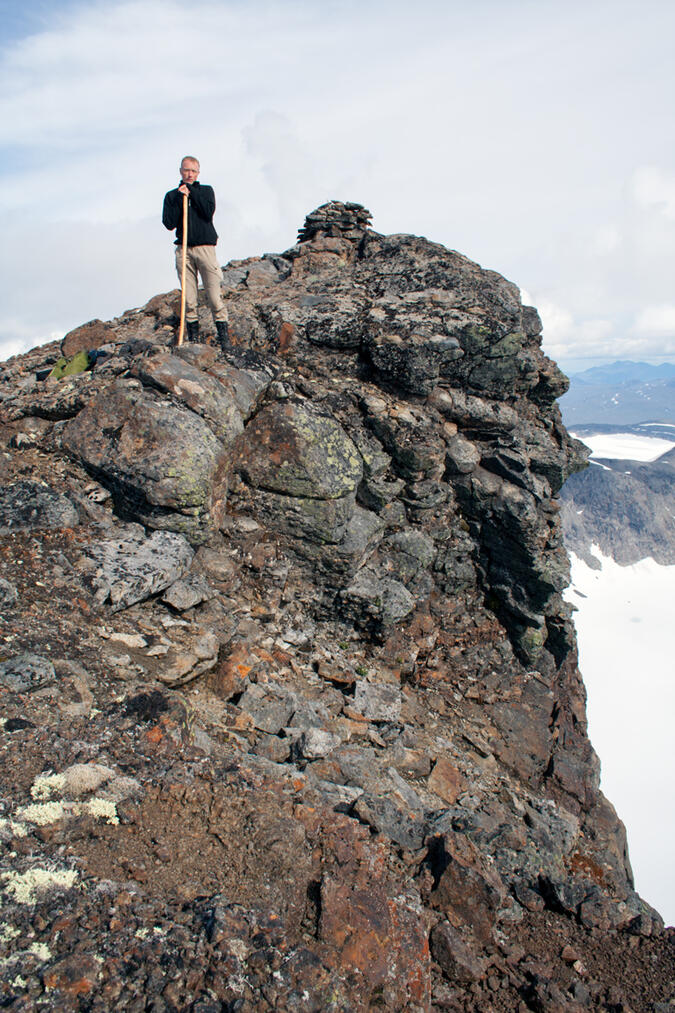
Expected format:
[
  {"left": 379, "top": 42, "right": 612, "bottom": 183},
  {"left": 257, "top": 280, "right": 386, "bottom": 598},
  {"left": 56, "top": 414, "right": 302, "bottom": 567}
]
[{"left": 0, "top": 202, "right": 672, "bottom": 1011}]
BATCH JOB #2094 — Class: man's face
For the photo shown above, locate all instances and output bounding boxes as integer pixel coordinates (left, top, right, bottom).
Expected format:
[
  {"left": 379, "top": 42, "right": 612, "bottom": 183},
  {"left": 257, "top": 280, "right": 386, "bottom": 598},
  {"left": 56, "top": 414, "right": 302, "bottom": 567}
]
[{"left": 180, "top": 160, "right": 200, "bottom": 183}]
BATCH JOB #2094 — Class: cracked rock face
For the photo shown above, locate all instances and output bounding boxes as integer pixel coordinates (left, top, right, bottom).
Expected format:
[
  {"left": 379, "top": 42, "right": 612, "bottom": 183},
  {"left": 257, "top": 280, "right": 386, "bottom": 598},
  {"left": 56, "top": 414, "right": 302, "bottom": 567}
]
[{"left": 0, "top": 201, "right": 669, "bottom": 1012}]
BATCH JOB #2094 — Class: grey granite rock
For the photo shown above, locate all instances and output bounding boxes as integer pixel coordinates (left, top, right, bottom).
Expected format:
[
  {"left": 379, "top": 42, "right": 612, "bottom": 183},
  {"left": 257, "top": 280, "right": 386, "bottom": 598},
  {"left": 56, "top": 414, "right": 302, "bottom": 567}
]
[
  {"left": 297, "top": 728, "right": 341, "bottom": 759},
  {"left": 237, "top": 684, "right": 296, "bottom": 734},
  {"left": 352, "top": 680, "right": 402, "bottom": 722},
  {"left": 133, "top": 352, "right": 244, "bottom": 443},
  {"left": 80, "top": 527, "right": 194, "bottom": 611},
  {"left": 0, "top": 653, "right": 56, "bottom": 693}
]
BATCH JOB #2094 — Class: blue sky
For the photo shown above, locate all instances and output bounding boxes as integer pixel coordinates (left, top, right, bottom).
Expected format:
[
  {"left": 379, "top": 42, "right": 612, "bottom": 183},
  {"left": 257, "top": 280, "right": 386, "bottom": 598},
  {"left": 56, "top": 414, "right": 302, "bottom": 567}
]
[{"left": 1, "top": 0, "right": 675, "bottom": 371}]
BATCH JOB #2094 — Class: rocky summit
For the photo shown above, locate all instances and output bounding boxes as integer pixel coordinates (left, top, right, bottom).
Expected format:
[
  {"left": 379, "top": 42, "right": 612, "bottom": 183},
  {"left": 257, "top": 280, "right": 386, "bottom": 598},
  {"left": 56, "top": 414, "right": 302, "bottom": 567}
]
[{"left": 0, "top": 201, "right": 672, "bottom": 1011}]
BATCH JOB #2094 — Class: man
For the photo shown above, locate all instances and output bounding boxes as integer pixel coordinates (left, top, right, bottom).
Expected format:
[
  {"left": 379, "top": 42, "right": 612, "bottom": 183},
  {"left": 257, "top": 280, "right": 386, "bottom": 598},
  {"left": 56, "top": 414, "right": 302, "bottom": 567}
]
[{"left": 162, "top": 156, "right": 229, "bottom": 348}]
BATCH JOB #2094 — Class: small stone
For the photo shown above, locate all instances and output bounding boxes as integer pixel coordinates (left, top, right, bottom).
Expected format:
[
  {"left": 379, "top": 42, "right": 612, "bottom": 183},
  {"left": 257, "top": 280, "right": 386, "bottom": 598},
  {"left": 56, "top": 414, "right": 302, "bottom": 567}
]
[
  {"left": 0, "top": 653, "right": 55, "bottom": 693},
  {"left": 430, "top": 922, "right": 487, "bottom": 983},
  {"left": 42, "top": 953, "right": 101, "bottom": 998},
  {"left": 298, "top": 728, "right": 341, "bottom": 759},
  {"left": 255, "top": 735, "right": 292, "bottom": 763},
  {"left": 561, "top": 944, "right": 580, "bottom": 964},
  {"left": 108, "top": 631, "right": 148, "bottom": 649},
  {"left": 428, "top": 756, "right": 464, "bottom": 804},
  {"left": 162, "top": 574, "right": 214, "bottom": 611},
  {"left": 0, "top": 578, "right": 18, "bottom": 608},
  {"left": 237, "top": 685, "right": 295, "bottom": 734},
  {"left": 352, "top": 680, "right": 401, "bottom": 723}
]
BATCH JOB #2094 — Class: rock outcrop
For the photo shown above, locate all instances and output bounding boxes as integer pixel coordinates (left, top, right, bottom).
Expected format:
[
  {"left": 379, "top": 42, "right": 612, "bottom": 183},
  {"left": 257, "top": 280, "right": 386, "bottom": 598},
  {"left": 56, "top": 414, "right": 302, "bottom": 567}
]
[{"left": 0, "top": 201, "right": 671, "bottom": 1012}]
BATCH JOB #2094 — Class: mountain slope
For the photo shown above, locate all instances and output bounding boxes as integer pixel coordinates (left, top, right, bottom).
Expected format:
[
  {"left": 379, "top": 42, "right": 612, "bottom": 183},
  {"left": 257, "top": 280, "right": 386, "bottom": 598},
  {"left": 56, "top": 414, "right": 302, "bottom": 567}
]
[
  {"left": 559, "top": 360, "right": 675, "bottom": 427},
  {"left": 0, "top": 203, "right": 671, "bottom": 1011},
  {"left": 561, "top": 446, "right": 675, "bottom": 566}
]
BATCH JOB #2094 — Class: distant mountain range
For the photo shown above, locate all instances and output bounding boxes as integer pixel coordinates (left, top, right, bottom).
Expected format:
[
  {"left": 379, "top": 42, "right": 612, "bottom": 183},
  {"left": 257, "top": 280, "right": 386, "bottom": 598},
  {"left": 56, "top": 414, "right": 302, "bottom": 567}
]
[
  {"left": 558, "top": 361, "right": 675, "bottom": 565},
  {"left": 559, "top": 360, "right": 675, "bottom": 426}
]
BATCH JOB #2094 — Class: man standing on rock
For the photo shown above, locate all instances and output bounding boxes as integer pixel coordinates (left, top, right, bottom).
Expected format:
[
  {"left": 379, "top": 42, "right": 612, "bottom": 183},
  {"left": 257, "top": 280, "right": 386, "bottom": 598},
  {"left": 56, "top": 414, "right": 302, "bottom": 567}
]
[{"left": 162, "top": 156, "right": 230, "bottom": 348}]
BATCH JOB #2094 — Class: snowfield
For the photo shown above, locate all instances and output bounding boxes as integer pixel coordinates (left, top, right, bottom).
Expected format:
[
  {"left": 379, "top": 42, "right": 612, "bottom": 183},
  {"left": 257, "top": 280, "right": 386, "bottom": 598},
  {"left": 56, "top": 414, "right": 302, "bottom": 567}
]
[
  {"left": 571, "top": 432, "right": 675, "bottom": 462},
  {"left": 565, "top": 547, "right": 675, "bottom": 926}
]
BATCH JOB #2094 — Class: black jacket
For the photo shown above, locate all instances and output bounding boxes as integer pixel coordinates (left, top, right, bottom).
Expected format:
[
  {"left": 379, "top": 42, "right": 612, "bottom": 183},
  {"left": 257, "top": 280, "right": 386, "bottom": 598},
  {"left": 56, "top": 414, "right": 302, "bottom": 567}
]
[{"left": 162, "top": 181, "right": 218, "bottom": 246}]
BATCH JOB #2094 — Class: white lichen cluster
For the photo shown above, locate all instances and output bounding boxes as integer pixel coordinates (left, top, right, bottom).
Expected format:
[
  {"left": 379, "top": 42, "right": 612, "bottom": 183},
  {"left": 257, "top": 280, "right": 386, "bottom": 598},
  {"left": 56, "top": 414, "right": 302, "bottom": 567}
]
[
  {"left": 0, "top": 924, "right": 20, "bottom": 945},
  {"left": 29, "top": 942, "right": 52, "bottom": 962},
  {"left": 9, "top": 769, "right": 120, "bottom": 831},
  {"left": 12, "top": 797, "right": 118, "bottom": 827},
  {"left": 85, "top": 798, "right": 119, "bottom": 824},
  {"left": 0, "top": 817, "right": 28, "bottom": 838},
  {"left": 16, "top": 802, "right": 69, "bottom": 826},
  {"left": 30, "top": 773, "right": 66, "bottom": 800},
  {"left": 2, "top": 867, "right": 78, "bottom": 904}
]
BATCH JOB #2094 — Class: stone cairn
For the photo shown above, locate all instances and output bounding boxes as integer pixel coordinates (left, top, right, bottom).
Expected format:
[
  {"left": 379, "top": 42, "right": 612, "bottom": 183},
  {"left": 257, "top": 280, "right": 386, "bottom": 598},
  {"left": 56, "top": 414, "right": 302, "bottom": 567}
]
[{"left": 297, "top": 200, "right": 372, "bottom": 243}]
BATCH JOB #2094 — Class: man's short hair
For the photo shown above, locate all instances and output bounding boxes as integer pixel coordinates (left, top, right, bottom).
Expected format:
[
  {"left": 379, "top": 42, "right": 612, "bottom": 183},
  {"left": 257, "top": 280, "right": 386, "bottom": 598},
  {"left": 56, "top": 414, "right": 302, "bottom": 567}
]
[{"left": 181, "top": 156, "right": 200, "bottom": 168}]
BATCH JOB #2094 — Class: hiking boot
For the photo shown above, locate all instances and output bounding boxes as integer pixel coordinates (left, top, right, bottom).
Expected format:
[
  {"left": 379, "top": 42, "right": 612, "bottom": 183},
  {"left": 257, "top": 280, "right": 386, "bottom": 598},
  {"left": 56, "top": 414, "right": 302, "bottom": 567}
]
[
  {"left": 216, "top": 321, "right": 230, "bottom": 350},
  {"left": 186, "top": 320, "right": 200, "bottom": 342}
]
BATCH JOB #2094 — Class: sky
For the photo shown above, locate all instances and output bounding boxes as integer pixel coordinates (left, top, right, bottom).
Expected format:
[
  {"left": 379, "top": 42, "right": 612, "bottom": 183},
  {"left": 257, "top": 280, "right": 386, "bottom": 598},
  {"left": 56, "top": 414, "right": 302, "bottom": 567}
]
[{"left": 1, "top": 0, "right": 675, "bottom": 372}]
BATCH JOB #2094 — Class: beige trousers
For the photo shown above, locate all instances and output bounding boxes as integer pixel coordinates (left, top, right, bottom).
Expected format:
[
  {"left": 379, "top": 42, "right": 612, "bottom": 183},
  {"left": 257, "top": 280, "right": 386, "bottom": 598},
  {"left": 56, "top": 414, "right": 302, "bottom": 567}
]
[{"left": 175, "top": 244, "right": 228, "bottom": 323}]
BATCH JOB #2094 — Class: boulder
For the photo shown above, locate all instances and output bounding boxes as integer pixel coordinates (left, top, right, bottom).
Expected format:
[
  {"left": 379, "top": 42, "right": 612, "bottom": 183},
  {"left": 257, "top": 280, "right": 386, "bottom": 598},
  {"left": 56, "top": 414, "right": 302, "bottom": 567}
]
[
  {"left": 133, "top": 352, "right": 244, "bottom": 443},
  {"left": 62, "top": 380, "right": 230, "bottom": 543},
  {"left": 61, "top": 318, "right": 114, "bottom": 358},
  {"left": 237, "top": 401, "right": 362, "bottom": 499}
]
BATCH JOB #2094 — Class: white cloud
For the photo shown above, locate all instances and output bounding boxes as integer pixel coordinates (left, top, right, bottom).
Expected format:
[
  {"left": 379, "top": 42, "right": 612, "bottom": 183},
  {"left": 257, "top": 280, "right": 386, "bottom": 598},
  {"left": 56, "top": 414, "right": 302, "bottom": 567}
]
[
  {"left": 634, "top": 303, "right": 675, "bottom": 338},
  {"left": 537, "top": 300, "right": 622, "bottom": 360},
  {"left": 591, "top": 224, "right": 622, "bottom": 255},
  {"left": 631, "top": 165, "right": 675, "bottom": 220}
]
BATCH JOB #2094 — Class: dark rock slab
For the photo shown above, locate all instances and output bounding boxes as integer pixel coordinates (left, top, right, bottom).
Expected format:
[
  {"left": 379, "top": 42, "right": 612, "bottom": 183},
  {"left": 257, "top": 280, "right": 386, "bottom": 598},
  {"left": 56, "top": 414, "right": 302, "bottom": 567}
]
[
  {"left": 429, "top": 832, "right": 507, "bottom": 944},
  {"left": 430, "top": 921, "right": 487, "bottom": 983},
  {"left": 314, "top": 813, "right": 431, "bottom": 1009},
  {"left": 0, "top": 481, "right": 78, "bottom": 534},
  {"left": 249, "top": 488, "right": 357, "bottom": 545},
  {"left": 352, "top": 792, "right": 428, "bottom": 850}
]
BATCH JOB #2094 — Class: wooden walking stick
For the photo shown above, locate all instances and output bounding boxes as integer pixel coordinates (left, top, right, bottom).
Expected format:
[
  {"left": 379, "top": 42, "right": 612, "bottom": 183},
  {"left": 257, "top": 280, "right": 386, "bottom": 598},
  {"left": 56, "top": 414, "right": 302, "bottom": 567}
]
[{"left": 177, "top": 192, "right": 189, "bottom": 346}]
